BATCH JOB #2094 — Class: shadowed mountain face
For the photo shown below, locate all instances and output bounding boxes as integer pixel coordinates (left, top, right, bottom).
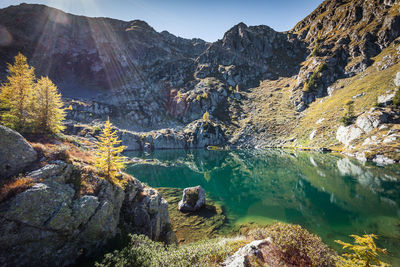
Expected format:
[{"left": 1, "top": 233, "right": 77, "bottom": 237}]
[
  {"left": 0, "top": 3, "right": 209, "bottom": 98},
  {"left": 0, "top": 4, "right": 307, "bottom": 94},
  {"left": 0, "top": 3, "right": 310, "bottom": 130}
]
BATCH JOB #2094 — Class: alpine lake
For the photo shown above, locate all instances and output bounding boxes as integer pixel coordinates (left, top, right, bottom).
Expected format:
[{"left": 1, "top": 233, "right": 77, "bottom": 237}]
[{"left": 125, "top": 149, "right": 400, "bottom": 265}]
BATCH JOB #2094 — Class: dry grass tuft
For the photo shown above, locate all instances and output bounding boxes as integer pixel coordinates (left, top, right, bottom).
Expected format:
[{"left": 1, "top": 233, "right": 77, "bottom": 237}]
[{"left": 0, "top": 177, "right": 35, "bottom": 203}]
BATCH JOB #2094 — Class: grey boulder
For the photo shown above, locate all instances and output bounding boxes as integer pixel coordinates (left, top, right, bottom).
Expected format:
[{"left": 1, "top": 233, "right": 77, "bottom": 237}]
[{"left": 0, "top": 125, "right": 37, "bottom": 180}]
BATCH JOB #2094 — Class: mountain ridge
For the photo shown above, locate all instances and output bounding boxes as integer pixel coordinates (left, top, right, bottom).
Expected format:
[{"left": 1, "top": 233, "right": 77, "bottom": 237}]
[{"left": 0, "top": 1, "right": 399, "bottom": 163}]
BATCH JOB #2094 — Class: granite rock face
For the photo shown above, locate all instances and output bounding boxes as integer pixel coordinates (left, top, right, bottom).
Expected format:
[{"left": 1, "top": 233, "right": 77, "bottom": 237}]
[
  {"left": 336, "top": 107, "right": 398, "bottom": 147},
  {"left": 0, "top": 160, "right": 174, "bottom": 266},
  {"left": 65, "top": 119, "right": 227, "bottom": 151},
  {"left": 394, "top": 72, "right": 400, "bottom": 86},
  {"left": 0, "top": 125, "right": 37, "bottom": 180}
]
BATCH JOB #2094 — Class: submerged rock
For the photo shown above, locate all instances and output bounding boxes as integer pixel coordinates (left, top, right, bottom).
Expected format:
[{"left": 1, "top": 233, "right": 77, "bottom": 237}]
[
  {"left": 178, "top": 185, "right": 206, "bottom": 212},
  {"left": 0, "top": 125, "right": 37, "bottom": 180}
]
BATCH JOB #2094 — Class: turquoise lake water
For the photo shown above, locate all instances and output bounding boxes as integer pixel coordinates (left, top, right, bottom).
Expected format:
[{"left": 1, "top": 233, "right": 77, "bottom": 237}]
[{"left": 125, "top": 149, "right": 400, "bottom": 264}]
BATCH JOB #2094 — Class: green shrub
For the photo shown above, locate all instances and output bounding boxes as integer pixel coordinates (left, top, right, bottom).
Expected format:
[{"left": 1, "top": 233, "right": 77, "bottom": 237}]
[
  {"left": 96, "top": 234, "right": 246, "bottom": 267},
  {"left": 393, "top": 88, "right": 400, "bottom": 108},
  {"left": 312, "top": 43, "right": 320, "bottom": 57},
  {"left": 340, "top": 100, "right": 355, "bottom": 126},
  {"left": 303, "top": 62, "right": 327, "bottom": 92},
  {"left": 340, "top": 115, "right": 355, "bottom": 126},
  {"left": 247, "top": 222, "right": 337, "bottom": 267}
]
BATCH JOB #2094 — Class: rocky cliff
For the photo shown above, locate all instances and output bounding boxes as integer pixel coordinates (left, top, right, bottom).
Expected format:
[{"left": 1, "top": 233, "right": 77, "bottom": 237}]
[{"left": 0, "top": 127, "right": 175, "bottom": 266}]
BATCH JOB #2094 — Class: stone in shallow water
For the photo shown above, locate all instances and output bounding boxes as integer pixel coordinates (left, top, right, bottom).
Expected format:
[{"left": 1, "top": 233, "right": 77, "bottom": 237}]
[{"left": 178, "top": 185, "right": 206, "bottom": 212}]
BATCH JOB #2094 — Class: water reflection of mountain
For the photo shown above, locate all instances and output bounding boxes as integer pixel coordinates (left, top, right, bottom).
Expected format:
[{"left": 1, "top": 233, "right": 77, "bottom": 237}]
[
  {"left": 126, "top": 149, "right": 400, "bottom": 218},
  {"left": 126, "top": 149, "right": 400, "bottom": 263}
]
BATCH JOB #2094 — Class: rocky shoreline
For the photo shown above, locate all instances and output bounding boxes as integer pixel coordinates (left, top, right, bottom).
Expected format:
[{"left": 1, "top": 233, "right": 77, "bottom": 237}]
[{"left": 0, "top": 125, "right": 175, "bottom": 266}]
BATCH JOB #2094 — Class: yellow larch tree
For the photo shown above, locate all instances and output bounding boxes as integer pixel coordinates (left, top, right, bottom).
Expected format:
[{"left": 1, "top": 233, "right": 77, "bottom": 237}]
[
  {"left": 335, "top": 234, "right": 390, "bottom": 267},
  {"left": 0, "top": 52, "right": 35, "bottom": 131},
  {"left": 202, "top": 111, "right": 210, "bottom": 123},
  {"left": 95, "top": 119, "right": 127, "bottom": 185},
  {"left": 33, "top": 76, "right": 66, "bottom": 134}
]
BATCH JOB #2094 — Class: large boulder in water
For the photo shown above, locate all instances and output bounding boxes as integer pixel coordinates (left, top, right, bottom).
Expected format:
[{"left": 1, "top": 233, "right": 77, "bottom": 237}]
[
  {"left": 178, "top": 185, "right": 206, "bottom": 212},
  {"left": 0, "top": 125, "right": 37, "bottom": 180}
]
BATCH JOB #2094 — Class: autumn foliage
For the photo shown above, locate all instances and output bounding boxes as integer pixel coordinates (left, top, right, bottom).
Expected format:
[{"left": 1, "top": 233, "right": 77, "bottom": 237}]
[
  {"left": 0, "top": 53, "right": 65, "bottom": 134},
  {"left": 335, "top": 234, "right": 390, "bottom": 267},
  {"left": 94, "top": 119, "right": 127, "bottom": 185}
]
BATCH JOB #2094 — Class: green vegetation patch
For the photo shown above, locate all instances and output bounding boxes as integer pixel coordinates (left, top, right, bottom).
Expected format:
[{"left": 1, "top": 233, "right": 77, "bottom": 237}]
[
  {"left": 96, "top": 234, "right": 247, "bottom": 267},
  {"left": 303, "top": 62, "right": 327, "bottom": 92}
]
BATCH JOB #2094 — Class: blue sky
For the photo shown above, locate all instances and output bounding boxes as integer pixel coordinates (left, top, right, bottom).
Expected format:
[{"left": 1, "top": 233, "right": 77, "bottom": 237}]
[{"left": 0, "top": 0, "right": 323, "bottom": 41}]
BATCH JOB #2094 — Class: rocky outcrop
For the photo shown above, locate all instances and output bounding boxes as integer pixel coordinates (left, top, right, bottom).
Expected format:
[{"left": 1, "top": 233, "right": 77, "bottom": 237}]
[
  {"left": 178, "top": 186, "right": 206, "bottom": 212},
  {"left": 197, "top": 22, "right": 306, "bottom": 88},
  {"left": 0, "top": 125, "right": 37, "bottom": 180},
  {"left": 120, "top": 182, "right": 175, "bottom": 243},
  {"left": 394, "top": 71, "right": 400, "bottom": 86},
  {"left": 336, "top": 107, "right": 399, "bottom": 147},
  {"left": 65, "top": 119, "right": 227, "bottom": 151},
  {"left": 377, "top": 91, "right": 396, "bottom": 106},
  {"left": 0, "top": 160, "right": 174, "bottom": 266},
  {"left": 291, "top": 0, "right": 400, "bottom": 107}
]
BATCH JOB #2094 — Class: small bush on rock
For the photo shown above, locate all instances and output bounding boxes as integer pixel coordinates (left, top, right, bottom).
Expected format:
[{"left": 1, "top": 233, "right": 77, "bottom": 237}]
[
  {"left": 303, "top": 62, "right": 327, "bottom": 92},
  {"left": 247, "top": 222, "right": 337, "bottom": 267},
  {"left": 340, "top": 100, "right": 356, "bottom": 126},
  {"left": 202, "top": 111, "right": 210, "bottom": 123}
]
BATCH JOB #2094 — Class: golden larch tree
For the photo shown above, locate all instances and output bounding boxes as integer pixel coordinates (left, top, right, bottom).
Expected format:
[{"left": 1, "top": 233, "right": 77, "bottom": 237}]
[
  {"left": 0, "top": 52, "right": 35, "bottom": 131},
  {"left": 202, "top": 111, "right": 210, "bottom": 123},
  {"left": 33, "top": 76, "right": 66, "bottom": 134},
  {"left": 95, "top": 119, "right": 127, "bottom": 184}
]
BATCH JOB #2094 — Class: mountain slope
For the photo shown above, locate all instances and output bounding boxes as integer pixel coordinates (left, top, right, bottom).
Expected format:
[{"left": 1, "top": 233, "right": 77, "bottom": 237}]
[
  {"left": 0, "top": 4, "right": 208, "bottom": 96},
  {"left": 290, "top": 0, "right": 400, "bottom": 110},
  {"left": 0, "top": 1, "right": 399, "bottom": 162}
]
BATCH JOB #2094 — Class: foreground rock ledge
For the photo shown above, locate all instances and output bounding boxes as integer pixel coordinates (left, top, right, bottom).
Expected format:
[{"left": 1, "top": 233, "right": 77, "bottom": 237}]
[{"left": 0, "top": 159, "right": 175, "bottom": 267}]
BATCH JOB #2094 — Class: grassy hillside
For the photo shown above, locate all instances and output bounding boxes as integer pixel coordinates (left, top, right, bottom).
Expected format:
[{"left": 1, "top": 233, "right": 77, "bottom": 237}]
[{"left": 231, "top": 38, "right": 400, "bottom": 160}]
